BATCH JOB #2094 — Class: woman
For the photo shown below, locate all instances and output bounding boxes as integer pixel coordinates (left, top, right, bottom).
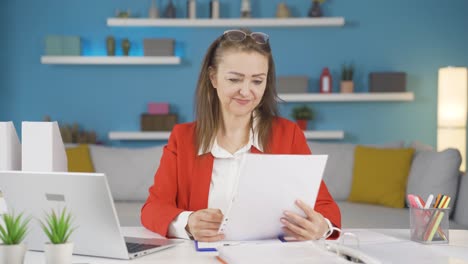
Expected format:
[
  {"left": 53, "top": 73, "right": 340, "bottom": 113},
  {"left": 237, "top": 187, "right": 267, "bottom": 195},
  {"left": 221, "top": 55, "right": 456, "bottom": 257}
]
[{"left": 141, "top": 29, "right": 341, "bottom": 242}]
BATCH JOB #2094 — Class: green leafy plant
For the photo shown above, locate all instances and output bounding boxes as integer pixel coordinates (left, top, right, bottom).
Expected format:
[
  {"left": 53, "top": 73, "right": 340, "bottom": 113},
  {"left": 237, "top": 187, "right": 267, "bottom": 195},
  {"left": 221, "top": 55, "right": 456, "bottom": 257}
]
[
  {"left": 291, "top": 105, "right": 314, "bottom": 120},
  {"left": 40, "top": 208, "right": 76, "bottom": 244},
  {"left": 341, "top": 64, "right": 355, "bottom": 81},
  {"left": 313, "top": 0, "right": 326, "bottom": 4},
  {"left": 0, "top": 212, "right": 31, "bottom": 245}
]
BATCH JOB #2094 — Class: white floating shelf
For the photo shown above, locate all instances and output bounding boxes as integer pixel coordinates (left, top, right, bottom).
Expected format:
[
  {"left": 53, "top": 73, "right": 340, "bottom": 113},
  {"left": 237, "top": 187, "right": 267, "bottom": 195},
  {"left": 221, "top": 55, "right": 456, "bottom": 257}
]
[
  {"left": 107, "top": 17, "right": 345, "bottom": 27},
  {"left": 41, "top": 56, "right": 181, "bottom": 65},
  {"left": 109, "top": 130, "right": 344, "bottom": 141},
  {"left": 304, "top": 130, "right": 344, "bottom": 140},
  {"left": 109, "top": 131, "right": 172, "bottom": 140},
  {"left": 278, "top": 92, "right": 414, "bottom": 102}
]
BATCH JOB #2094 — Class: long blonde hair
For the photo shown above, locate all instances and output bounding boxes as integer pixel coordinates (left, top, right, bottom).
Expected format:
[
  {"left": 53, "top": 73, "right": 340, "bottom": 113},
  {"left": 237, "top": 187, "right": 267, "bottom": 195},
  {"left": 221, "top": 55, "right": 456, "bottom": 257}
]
[{"left": 195, "top": 29, "right": 279, "bottom": 154}]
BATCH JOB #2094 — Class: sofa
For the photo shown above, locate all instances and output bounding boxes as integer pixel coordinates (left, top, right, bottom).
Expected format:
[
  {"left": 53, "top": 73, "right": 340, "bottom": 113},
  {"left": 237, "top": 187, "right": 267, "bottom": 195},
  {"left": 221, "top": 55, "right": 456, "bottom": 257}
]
[{"left": 73, "top": 141, "right": 468, "bottom": 231}]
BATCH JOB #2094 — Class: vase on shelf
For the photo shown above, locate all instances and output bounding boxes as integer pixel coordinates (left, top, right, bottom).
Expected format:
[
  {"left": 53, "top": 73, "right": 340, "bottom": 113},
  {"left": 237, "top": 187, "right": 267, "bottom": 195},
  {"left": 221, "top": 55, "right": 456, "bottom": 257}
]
[
  {"left": 122, "top": 38, "right": 131, "bottom": 56},
  {"left": 320, "top": 67, "right": 332, "bottom": 93},
  {"left": 240, "top": 0, "right": 251, "bottom": 18},
  {"left": 308, "top": 0, "right": 322, "bottom": 17},
  {"left": 106, "top": 36, "right": 115, "bottom": 56},
  {"left": 187, "top": 0, "right": 196, "bottom": 19},
  {"left": 210, "top": 0, "right": 220, "bottom": 19},
  {"left": 164, "top": 0, "right": 176, "bottom": 18},
  {"left": 276, "top": 2, "right": 291, "bottom": 18},
  {"left": 148, "top": 0, "right": 159, "bottom": 18}
]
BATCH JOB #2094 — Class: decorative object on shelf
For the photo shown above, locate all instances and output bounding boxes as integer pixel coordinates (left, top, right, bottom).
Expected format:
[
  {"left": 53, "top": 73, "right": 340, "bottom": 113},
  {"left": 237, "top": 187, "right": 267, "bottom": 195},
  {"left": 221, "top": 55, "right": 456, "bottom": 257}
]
[
  {"left": 369, "top": 72, "right": 406, "bottom": 92},
  {"left": 148, "top": 102, "right": 170, "bottom": 114},
  {"left": 116, "top": 9, "right": 131, "bottom": 18},
  {"left": 279, "top": 92, "right": 415, "bottom": 103},
  {"left": 164, "top": 0, "right": 176, "bottom": 18},
  {"left": 141, "top": 114, "right": 178, "bottom": 131},
  {"left": 291, "top": 105, "right": 314, "bottom": 130},
  {"left": 210, "top": 0, "right": 220, "bottom": 19},
  {"left": 45, "top": 35, "right": 81, "bottom": 56},
  {"left": 187, "top": 0, "right": 196, "bottom": 19},
  {"left": 340, "top": 63, "right": 355, "bottom": 93},
  {"left": 143, "top": 38, "right": 175, "bottom": 56},
  {"left": 277, "top": 76, "right": 308, "bottom": 93},
  {"left": 308, "top": 0, "right": 325, "bottom": 18},
  {"left": 320, "top": 67, "right": 332, "bottom": 93},
  {"left": 149, "top": 0, "right": 159, "bottom": 18},
  {"left": 40, "top": 208, "right": 76, "bottom": 264},
  {"left": 0, "top": 212, "right": 31, "bottom": 264},
  {"left": 122, "top": 38, "right": 131, "bottom": 56},
  {"left": 141, "top": 102, "right": 177, "bottom": 131},
  {"left": 58, "top": 121, "right": 98, "bottom": 144},
  {"left": 276, "top": 2, "right": 291, "bottom": 18},
  {"left": 240, "top": 0, "right": 251, "bottom": 18},
  {"left": 106, "top": 36, "right": 116, "bottom": 56}
]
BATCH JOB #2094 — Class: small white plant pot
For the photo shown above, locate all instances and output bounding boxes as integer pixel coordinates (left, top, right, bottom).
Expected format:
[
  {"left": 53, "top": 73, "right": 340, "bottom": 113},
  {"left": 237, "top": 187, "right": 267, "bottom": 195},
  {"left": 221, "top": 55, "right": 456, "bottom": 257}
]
[
  {"left": 0, "top": 243, "right": 27, "bottom": 264},
  {"left": 44, "top": 242, "right": 74, "bottom": 264}
]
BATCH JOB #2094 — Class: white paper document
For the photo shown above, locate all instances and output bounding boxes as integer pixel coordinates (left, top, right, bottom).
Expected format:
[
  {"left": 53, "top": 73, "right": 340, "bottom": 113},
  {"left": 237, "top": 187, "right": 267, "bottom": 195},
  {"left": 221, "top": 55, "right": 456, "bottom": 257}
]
[
  {"left": 219, "top": 154, "right": 328, "bottom": 241},
  {"left": 217, "top": 242, "right": 365, "bottom": 264}
]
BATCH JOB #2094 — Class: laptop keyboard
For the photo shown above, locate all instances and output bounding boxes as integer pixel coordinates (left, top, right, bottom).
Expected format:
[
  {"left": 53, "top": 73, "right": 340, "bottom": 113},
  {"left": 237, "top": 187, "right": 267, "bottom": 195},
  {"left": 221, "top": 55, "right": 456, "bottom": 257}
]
[{"left": 126, "top": 242, "right": 161, "bottom": 253}]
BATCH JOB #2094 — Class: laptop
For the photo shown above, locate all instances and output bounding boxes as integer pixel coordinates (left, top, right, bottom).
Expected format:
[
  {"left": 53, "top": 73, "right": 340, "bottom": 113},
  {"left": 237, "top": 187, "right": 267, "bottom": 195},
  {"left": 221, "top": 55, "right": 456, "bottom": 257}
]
[{"left": 0, "top": 171, "right": 182, "bottom": 259}]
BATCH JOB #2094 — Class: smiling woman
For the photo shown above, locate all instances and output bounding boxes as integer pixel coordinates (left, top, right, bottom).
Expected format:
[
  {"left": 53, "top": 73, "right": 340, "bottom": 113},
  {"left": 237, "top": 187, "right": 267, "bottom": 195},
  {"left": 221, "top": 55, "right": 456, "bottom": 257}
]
[
  {"left": 209, "top": 51, "right": 268, "bottom": 153},
  {"left": 141, "top": 28, "right": 341, "bottom": 243},
  {"left": 196, "top": 29, "right": 277, "bottom": 154}
]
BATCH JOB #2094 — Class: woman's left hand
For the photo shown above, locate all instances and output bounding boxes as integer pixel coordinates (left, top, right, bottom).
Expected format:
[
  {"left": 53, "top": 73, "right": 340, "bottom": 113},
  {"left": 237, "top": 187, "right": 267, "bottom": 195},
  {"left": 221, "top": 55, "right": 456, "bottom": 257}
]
[{"left": 280, "top": 199, "right": 330, "bottom": 241}]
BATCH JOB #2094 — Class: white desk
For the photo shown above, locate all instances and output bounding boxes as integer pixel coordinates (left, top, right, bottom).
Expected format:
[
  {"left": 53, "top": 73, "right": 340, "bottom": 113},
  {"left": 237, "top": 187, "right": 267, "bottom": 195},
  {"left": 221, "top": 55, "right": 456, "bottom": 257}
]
[{"left": 24, "top": 227, "right": 468, "bottom": 264}]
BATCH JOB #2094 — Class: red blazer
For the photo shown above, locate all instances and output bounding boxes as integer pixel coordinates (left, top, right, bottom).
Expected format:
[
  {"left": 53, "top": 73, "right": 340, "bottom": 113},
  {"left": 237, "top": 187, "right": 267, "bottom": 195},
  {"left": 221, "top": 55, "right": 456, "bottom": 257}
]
[{"left": 141, "top": 117, "right": 341, "bottom": 238}]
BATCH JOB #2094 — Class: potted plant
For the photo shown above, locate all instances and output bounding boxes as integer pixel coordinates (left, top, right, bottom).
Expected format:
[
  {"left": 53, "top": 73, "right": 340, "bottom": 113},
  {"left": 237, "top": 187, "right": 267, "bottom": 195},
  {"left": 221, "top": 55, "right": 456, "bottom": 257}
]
[
  {"left": 291, "top": 105, "right": 314, "bottom": 130},
  {"left": 40, "top": 208, "right": 76, "bottom": 264},
  {"left": 0, "top": 212, "right": 30, "bottom": 264},
  {"left": 340, "top": 63, "right": 355, "bottom": 93}
]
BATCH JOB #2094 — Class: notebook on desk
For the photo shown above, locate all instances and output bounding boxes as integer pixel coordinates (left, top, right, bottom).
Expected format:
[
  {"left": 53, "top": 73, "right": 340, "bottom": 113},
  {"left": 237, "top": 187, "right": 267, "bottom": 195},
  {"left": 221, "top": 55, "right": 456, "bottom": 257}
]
[{"left": 0, "top": 171, "right": 182, "bottom": 260}]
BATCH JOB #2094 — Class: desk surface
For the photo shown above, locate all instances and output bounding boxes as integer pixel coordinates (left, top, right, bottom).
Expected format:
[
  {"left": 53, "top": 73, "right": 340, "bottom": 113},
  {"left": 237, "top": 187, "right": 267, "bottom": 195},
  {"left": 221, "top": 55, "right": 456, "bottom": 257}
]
[{"left": 24, "top": 227, "right": 468, "bottom": 264}]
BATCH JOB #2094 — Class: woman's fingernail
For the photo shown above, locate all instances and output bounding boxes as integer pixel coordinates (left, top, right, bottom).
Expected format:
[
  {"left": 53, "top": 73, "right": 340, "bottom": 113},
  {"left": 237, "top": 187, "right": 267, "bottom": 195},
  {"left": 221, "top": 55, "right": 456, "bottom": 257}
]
[
  {"left": 281, "top": 218, "right": 287, "bottom": 224},
  {"left": 284, "top": 211, "right": 290, "bottom": 216},
  {"left": 296, "top": 199, "right": 303, "bottom": 205}
]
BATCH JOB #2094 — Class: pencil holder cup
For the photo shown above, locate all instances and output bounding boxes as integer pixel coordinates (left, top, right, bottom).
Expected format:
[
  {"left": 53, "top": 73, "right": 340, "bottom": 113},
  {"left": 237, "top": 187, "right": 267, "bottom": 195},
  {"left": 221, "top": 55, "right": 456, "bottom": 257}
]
[{"left": 409, "top": 207, "right": 450, "bottom": 244}]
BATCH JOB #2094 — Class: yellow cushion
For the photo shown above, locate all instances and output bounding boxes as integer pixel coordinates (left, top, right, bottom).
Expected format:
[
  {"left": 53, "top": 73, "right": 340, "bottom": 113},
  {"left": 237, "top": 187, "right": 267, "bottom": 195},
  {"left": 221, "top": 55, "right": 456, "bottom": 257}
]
[
  {"left": 348, "top": 145, "right": 414, "bottom": 208},
  {"left": 66, "top": 144, "right": 95, "bottom": 173}
]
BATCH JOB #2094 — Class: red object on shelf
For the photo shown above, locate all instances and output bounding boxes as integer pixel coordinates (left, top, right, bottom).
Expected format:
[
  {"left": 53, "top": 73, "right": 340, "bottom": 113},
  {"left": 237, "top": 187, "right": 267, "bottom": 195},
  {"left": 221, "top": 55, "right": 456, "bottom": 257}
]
[
  {"left": 320, "top": 67, "right": 332, "bottom": 93},
  {"left": 296, "top": 120, "right": 307, "bottom": 130}
]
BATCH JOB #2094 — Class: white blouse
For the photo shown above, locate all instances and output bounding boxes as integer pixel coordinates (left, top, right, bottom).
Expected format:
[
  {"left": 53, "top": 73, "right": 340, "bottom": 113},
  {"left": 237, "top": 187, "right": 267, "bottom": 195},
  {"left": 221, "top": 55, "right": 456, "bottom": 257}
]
[{"left": 167, "top": 131, "right": 260, "bottom": 239}]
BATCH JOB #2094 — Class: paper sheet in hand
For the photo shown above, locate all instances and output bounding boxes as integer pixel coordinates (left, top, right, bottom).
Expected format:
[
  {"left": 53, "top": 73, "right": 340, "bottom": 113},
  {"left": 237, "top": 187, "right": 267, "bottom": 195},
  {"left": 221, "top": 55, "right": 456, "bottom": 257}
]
[{"left": 219, "top": 154, "right": 327, "bottom": 241}]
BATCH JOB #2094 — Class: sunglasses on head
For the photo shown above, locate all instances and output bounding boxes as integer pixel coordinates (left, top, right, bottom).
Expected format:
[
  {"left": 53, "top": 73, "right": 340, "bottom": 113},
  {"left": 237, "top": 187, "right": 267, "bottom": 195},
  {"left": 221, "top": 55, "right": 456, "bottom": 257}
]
[{"left": 223, "top": 30, "right": 269, "bottom": 44}]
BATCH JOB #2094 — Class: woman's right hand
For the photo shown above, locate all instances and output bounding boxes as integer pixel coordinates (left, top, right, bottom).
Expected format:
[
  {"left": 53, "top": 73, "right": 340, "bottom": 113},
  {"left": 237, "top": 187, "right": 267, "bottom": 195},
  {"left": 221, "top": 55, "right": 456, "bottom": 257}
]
[{"left": 186, "top": 208, "right": 225, "bottom": 242}]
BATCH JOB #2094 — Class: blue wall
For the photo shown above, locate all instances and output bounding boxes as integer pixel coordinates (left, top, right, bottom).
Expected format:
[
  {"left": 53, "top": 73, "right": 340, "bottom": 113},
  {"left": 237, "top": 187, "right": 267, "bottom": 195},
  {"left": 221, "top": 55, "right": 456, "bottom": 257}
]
[{"left": 1, "top": 0, "right": 468, "bottom": 147}]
